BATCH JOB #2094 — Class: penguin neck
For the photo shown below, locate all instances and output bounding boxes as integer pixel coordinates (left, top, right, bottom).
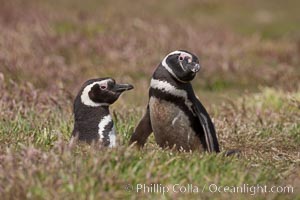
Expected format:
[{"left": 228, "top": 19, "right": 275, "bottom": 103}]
[
  {"left": 87, "top": 105, "right": 110, "bottom": 117},
  {"left": 153, "top": 64, "right": 192, "bottom": 89},
  {"left": 151, "top": 64, "right": 197, "bottom": 106},
  {"left": 74, "top": 103, "right": 111, "bottom": 122},
  {"left": 97, "top": 105, "right": 110, "bottom": 115}
]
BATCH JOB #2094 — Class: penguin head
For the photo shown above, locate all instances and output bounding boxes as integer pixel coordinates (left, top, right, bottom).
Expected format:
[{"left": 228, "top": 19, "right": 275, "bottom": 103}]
[
  {"left": 79, "top": 78, "right": 134, "bottom": 107},
  {"left": 161, "top": 50, "right": 200, "bottom": 82}
]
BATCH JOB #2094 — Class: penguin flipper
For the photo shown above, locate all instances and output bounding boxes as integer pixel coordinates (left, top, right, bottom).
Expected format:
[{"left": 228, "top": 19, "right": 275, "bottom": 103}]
[
  {"left": 129, "top": 105, "right": 152, "bottom": 148},
  {"left": 192, "top": 97, "right": 220, "bottom": 153}
]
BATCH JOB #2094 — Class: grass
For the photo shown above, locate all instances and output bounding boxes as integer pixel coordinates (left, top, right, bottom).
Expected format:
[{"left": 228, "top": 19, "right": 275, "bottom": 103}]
[
  {"left": 0, "top": 81, "right": 299, "bottom": 199},
  {"left": 0, "top": 0, "right": 300, "bottom": 199}
]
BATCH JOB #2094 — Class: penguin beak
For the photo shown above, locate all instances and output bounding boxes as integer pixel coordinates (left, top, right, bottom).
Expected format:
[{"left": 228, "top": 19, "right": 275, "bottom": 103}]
[
  {"left": 114, "top": 83, "right": 134, "bottom": 93},
  {"left": 190, "top": 63, "right": 200, "bottom": 73}
]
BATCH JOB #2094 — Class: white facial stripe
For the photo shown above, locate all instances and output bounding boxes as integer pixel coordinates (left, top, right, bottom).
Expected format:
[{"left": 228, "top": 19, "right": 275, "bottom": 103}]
[
  {"left": 164, "top": 50, "right": 190, "bottom": 59},
  {"left": 98, "top": 114, "right": 112, "bottom": 140},
  {"left": 179, "top": 51, "right": 192, "bottom": 60},
  {"left": 80, "top": 79, "right": 111, "bottom": 107},
  {"left": 161, "top": 50, "right": 192, "bottom": 83},
  {"left": 161, "top": 59, "right": 182, "bottom": 82},
  {"left": 179, "top": 52, "right": 193, "bottom": 72},
  {"left": 179, "top": 62, "right": 187, "bottom": 72},
  {"left": 150, "top": 79, "right": 195, "bottom": 114}
]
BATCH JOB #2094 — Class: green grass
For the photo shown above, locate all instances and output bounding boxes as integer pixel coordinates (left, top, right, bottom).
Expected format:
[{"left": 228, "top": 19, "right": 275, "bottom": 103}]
[
  {"left": 0, "top": 83, "right": 299, "bottom": 199},
  {"left": 0, "top": 0, "right": 300, "bottom": 199}
]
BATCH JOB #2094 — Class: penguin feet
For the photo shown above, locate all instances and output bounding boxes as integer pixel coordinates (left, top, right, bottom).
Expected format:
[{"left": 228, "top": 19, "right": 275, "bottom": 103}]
[{"left": 224, "top": 149, "right": 241, "bottom": 157}]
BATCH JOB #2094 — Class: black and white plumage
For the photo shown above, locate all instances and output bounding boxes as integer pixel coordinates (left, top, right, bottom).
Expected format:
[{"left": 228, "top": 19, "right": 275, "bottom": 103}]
[
  {"left": 71, "top": 78, "right": 133, "bottom": 147},
  {"left": 129, "top": 50, "right": 220, "bottom": 152}
]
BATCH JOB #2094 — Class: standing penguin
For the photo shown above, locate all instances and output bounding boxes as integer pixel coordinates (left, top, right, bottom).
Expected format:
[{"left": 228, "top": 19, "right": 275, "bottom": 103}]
[
  {"left": 72, "top": 78, "right": 133, "bottom": 147},
  {"left": 129, "top": 50, "right": 220, "bottom": 152}
]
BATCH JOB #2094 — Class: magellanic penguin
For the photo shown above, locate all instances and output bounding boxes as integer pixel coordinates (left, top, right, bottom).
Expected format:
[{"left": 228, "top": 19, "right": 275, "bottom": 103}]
[
  {"left": 129, "top": 50, "right": 220, "bottom": 153},
  {"left": 71, "top": 78, "right": 133, "bottom": 147}
]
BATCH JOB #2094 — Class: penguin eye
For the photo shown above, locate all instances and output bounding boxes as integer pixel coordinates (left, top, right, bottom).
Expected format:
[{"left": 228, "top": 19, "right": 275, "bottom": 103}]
[
  {"left": 100, "top": 84, "right": 107, "bottom": 90},
  {"left": 179, "top": 56, "right": 184, "bottom": 61}
]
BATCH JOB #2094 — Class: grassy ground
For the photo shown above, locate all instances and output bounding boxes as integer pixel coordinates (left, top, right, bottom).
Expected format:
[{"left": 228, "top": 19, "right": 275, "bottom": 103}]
[{"left": 0, "top": 0, "right": 299, "bottom": 199}]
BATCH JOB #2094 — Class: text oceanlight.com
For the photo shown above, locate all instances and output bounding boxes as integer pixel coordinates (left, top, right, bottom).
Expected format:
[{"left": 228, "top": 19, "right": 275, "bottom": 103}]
[{"left": 125, "top": 183, "right": 294, "bottom": 195}]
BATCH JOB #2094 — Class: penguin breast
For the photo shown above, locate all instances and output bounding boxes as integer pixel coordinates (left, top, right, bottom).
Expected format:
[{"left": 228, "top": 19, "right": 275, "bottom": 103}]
[{"left": 149, "top": 97, "right": 203, "bottom": 152}]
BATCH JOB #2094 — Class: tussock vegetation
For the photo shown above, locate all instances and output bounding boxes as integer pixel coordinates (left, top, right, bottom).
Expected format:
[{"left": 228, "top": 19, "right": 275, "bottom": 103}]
[{"left": 0, "top": 0, "right": 299, "bottom": 199}]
